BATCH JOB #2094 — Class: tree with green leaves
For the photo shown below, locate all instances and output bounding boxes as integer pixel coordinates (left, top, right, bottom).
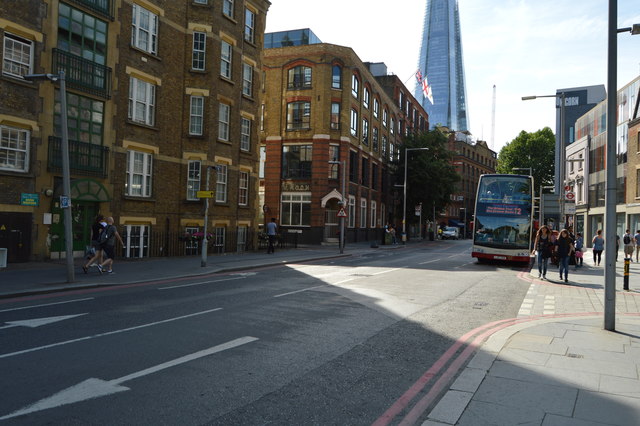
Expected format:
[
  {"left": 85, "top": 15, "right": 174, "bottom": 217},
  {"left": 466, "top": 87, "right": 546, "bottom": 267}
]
[
  {"left": 496, "top": 127, "right": 555, "bottom": 193},
  {"left": 393, "top": 129, "right": 460, "bottom": 227}
]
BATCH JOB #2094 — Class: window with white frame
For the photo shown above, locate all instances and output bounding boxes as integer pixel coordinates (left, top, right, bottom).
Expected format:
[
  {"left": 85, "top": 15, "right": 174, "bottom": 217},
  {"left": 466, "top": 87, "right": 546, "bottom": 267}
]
[
  {"left": 390, "top": 117, "right": 395, "bottom": 134},
  {"left": 189, "top": 96, "right": 204, "bottom": 135},
  {"left": 223, "top": 0, "right": 234, "bottom": 18},
  {"left": 186, "top": 160, "right": 201, "bottom": 200},
  {"left": 218, "top": 103, "right": 230, "bottom": 141},
  {"left": 373, "top": 98, "right": 379, "bottom": 118},
  {"left": 281, "top": 193, "right": 311, "bottom": 226},
  {"left": 220, "top": 40, "right": 232, "bottom": 79},
  {"left": 286, "top": 101, "right": 311, "bottom": 130},
  {"left": 2, "top": 33, "right": 33, "bottom": 78},
  {"left": 351, "top": 74, "right": 359, "bottom": 98},
  {"left": 0, "top": 125, "right": 29, "bottom": 172},
  {"left": 287, "top": 65, "right": 312, "bottom": 89},
  {"left": 328, "top": 145, "right": 339, "bottom": 179},
  {"left": 238, "top": 170, "right": 249, "bottom": 206},
  {"left": 123, "top": 224, "right": 149, "bottom": 258},
  {"left": 330, "top": 102, "right": 340, "bottom": 130},
  {"left": 192, "top": 31, "right": 206, "bottom": 71},
  {"left": 244, "top": 8, "right": 255, "bottom": 43},
  {"left": 131, "top": 4, "right": 158, "bottom": 55},
  {"left": 348, "top": 196, "right": 356, "bottom": 228},
  {"left": 237, "top": 225, "right": 247, "bottom": 252},
  {"left": 215, "top": 164, "right": 228, "bottom": 202},
  {"left": 363, "top": 87, "right": 370, "bottom": 109},
  {"left": 184, "top": 225, "right": 199, "bottom": 256},
  {"left": 242, "top": 62, "right": 253, "bottom": 97},
  {"left": 383, "top": 109, "right": 388, "bottom": 127},
  {"left": 372, "top": 127, "right": 379, "bottom": 152},
  {"left": 128, "top": 77, "right": 156, "bottom": 126},
  {"left": 332, "top": 65, "right": 341, "bottom": 89},
  {"left": 362, "top": 118, "right": 369, "bottom": 145},
  {"left": 350, "top": 109, "right": 358, "bottom": 137},
  {"left": 241, "top": 117, "right": 251, "bottom": 151},
  {"left": 371, "top": 200, "right": 377, "bottom": 228},
  {"left": 126, "top": 150, "right": 153, "bottom": 197},
  {"left": 259, "top": 145, "right": 266, "bottom": 178},
  {"left": 360, "top": 198, "right": 367, "bottom": 228},
  {"left": 213, "top": 226, "right": 226, "bottom": 252}
]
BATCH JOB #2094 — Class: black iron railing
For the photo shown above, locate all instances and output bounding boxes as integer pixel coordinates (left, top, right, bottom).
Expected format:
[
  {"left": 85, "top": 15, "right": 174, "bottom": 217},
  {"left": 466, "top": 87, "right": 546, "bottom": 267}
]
[
  {"left": 48, "top": 136, "right": 109, "bottom": 178},
  {"left": 52, "top": 49, "right": 112, "bottom": 99}
]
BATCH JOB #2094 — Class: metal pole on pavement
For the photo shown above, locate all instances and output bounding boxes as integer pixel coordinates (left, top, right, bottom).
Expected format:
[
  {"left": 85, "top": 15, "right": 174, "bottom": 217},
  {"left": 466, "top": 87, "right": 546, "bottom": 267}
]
[
  {"left": 340, "top": 160, "right": 345, "bottom": 253},
  {"left": 25, "top": 71, "right": 74, "bottom": 282},
  {"left": 201, "top": 166, "right": 213, "bottom": 267},
  {"left": 604, "top": 0, "right": 618, "bottom": 330},
  {"left": 402, "top": 147, "right": 429, "bottom": 244}
]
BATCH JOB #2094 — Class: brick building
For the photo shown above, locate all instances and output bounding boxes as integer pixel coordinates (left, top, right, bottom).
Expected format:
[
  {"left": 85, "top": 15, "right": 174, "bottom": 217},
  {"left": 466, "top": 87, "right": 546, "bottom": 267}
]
[
  {"left": 260, "top": 30, "right": 428, "bottom": 245},
  {"left": 0, "top": 0, "right": 269, "bottom": 262},
  {"left": 441, "top": 128, "right": 497, "bottom": 234}
]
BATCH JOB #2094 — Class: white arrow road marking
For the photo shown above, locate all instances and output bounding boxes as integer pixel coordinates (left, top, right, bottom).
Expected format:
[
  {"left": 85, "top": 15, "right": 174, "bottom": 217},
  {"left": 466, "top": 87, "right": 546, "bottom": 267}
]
[
  {"left": 0, "top": 336, "right": 259, "bottom": 420},
  {"left": 0, "top": 307, "right": 222, "bottom": 359},
  {"left": 0, "top": 313, "right": 88, "bottom": 330}
]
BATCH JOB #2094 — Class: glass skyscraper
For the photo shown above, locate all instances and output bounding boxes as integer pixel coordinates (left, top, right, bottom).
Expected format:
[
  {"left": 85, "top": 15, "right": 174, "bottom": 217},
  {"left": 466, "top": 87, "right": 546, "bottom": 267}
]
[{"left": 416, "top": 0, "right": 469, "bottom": 131}]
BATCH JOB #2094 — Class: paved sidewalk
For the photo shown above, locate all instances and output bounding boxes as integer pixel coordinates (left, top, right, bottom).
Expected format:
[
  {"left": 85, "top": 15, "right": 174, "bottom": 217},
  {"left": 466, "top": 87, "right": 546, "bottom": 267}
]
[
  {"left": 423, "top": 249, "right": 640, "bottom": 425},
  {"left": 0, "top": 241, "right": 405, "bottom": 299}
]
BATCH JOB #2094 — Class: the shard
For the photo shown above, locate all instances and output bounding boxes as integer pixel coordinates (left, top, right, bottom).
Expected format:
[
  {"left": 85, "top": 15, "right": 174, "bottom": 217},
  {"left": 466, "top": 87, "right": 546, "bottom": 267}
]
[{"left": 416, "top": 0, "right": 469, "bottom": 131}]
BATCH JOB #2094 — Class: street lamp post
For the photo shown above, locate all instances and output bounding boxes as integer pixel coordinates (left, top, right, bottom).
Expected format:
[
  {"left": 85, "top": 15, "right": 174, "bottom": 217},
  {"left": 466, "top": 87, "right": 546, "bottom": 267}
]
[
  {"left": 329, "top": 160, "right": 346, "bottom": 254},
  {"left": 25, "top": 71, "right": 74, "bottom": 283},
  {"left": 522, "top": 93, "right": 566, "bottom": 229},
  {"left": 401, "top": 147, "right": 430, "bottom": 244},
  {"left": 604, "top": 6, "right": 640, "bottom": 331},
  {"left": 460, "top": 207, "right": 467, "bottom": 239}
]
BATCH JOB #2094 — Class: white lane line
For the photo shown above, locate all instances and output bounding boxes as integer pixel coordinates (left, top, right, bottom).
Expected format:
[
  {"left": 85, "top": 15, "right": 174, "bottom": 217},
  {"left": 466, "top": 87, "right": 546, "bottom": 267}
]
[
  {"left": 333, "top": 278, "right": 354, "bottom": 285},
  {"left": 419, "top": 259, "right": 442, "bottom": 265},
  {"left": 158, "top": 276, "right": 245, "bottom": 290},
  {"left": 0, "top": 336, "right": 258, "bottom": 420},
  {"left": 371, "top": 267, "right": 402, "bottom": 275},
  {"left": 0, "top": 307, "right": 222, "bottom": 359},
  {"left": 0, "top": 298, "right": 94, "bottom": 313},
  {"left": 273, "top": 285, "right": 326, "bottom": 298}
]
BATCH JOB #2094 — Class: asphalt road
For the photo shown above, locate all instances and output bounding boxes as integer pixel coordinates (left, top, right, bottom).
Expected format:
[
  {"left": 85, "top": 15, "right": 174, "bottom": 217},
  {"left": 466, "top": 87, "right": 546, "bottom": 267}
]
[{"left": 0, "top": 240, "right": 531, "bottom": 425}]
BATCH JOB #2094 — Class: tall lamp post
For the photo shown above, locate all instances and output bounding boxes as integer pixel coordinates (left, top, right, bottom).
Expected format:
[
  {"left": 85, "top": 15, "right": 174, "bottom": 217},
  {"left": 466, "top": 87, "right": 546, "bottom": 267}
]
[
  {"left": 401, "top": 147, "right": 430, "bottom": 244},
  {"left": 25, "top": 71, "right": 74, "bottom": 283},
  {"left": 460, "top": 207, "right": 467, "bottom": 239},
  {"left": 604, "top": 7, "right": 640, "bottom": 330},
  {"left": 329, "top": 160, "right": 346, "bottom": 254},
  {"left": 522, "top": 93, "right": 566, "bottom": 229}
]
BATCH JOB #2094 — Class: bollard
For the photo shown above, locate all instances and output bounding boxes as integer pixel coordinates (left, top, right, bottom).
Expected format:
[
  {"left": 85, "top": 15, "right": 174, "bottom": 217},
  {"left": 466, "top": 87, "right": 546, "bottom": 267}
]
[{"left": 624, "top": 257, "right": 630, "bottom": 290}]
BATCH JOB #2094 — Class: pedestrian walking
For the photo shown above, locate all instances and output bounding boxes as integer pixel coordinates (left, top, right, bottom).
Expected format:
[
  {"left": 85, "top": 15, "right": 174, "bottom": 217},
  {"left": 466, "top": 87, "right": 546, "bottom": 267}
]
[
  {"left": 567, "top": 226, "right": 577, "bottom": 266},
  {"left": 592, "top": 230, "right": 604, "bottom": 266},
  {"left": 623, "top": 229, "right": 635, "bottom": 261},
  {"left": 634, "top": 229, "right": 640, "bottom": 262},
  {"left": 97, "top": 217, "right": 125, "bottom": 274},
  {"left": 555, "top": 229, "right": 574, "bottom": 283},
  {"left": 266, "top": 217, "right": 278, "bottom": 254},
  {"left": 574, "top": 233, "right": 584, "bottom": 268},
  {"left": 532, "top": 225, "right": 552, "bottom": 280},
  {"left": 82, "top": 215, "right": 106, "bottom": 274}
]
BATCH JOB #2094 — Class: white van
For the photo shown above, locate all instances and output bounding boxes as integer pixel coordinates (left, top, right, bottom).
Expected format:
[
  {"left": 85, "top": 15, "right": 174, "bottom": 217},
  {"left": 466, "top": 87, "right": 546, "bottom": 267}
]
[{"left": 442, "top": 226, "right": 460, "bottom": 240}]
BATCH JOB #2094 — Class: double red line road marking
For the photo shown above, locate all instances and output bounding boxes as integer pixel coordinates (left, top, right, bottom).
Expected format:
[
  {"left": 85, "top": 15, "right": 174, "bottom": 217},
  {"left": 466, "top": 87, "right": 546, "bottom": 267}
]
[{"left": 373, "top": 312, "right": 606, "bottom": 426}]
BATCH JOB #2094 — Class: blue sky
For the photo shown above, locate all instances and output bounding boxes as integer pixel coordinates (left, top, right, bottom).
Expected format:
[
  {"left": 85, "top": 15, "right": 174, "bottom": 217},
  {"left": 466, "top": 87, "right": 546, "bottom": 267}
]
[{"left": 265, "top": 0, "right": 640, "bottom": 153}]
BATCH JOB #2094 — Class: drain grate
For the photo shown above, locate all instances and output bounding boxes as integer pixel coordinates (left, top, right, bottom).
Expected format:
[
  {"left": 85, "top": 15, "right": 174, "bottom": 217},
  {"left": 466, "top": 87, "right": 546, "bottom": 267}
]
[{"left": 566, "top": 353, "right": 584, "bottom": 359}]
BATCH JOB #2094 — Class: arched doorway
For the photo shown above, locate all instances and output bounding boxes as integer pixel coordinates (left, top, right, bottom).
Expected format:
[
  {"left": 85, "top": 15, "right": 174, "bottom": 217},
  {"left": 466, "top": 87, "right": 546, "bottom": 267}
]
[
  {"left": 321, "top": 189, "right": 343, "bottom": 244},
  {"left": 50, "top": 178, "right": 111, "bottom": 254}
]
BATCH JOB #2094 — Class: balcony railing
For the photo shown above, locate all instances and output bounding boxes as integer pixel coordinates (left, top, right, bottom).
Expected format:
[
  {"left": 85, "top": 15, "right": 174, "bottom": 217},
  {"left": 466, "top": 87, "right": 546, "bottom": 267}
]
[
  {"left": 48, "top": 136, "right": 110, "bottom": 178},
  {"left": 52, "top": 49, "right": 112, "bottom": 99},
  {"left": 66, "top": 0, "right": 113, "bottom": 20}
]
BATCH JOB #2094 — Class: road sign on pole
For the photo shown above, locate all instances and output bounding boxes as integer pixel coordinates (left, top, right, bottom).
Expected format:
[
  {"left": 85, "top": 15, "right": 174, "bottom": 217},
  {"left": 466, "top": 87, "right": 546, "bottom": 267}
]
[
  {"left": 337, "top": 208, "right": 347, "bottom": 218},
  {"left": 197, "top": 190, "right": 215, "bottom": 198}
]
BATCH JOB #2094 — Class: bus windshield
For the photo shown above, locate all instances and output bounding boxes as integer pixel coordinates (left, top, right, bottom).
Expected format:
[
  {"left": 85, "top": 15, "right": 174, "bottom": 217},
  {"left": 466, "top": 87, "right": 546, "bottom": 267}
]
[{"left": 474, "top": 176, "right": 532, "bottom": 250}]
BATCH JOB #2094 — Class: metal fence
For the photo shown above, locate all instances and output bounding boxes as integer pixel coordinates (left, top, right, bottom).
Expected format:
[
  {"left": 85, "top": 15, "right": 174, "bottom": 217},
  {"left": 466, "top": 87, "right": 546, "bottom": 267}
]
[{"left": 113, "top": 228, "right": 298, "bottom": 259}]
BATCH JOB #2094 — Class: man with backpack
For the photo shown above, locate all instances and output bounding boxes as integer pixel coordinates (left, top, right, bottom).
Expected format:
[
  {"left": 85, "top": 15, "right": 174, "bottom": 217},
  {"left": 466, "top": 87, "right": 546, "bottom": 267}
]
[
  {"left": 97, "top": 216, "right": 125, "bottom": 274},
  {"left": 623, "top": 229, "right": 635, "bottom": 261}
]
